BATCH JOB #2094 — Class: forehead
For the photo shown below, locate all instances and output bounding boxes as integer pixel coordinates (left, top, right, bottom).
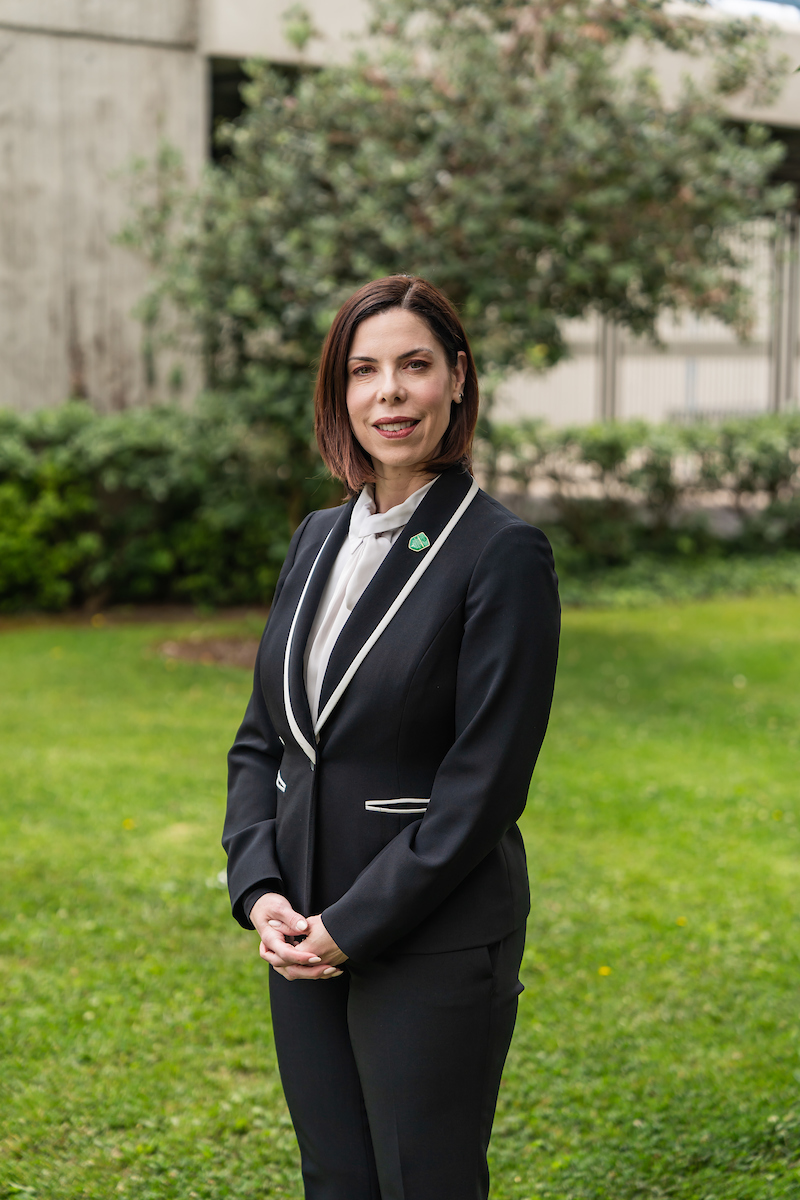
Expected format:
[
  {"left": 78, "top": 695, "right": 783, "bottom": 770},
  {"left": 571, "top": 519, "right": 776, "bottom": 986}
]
[{"left": 349, "top": 308, "right": 440, "bottom": 355}]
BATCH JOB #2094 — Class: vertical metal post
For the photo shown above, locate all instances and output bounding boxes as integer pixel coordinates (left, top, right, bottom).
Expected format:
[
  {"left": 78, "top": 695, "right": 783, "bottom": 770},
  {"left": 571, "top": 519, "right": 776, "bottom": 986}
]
[
  {"left": 769, "top": 210, "right": 800, "bottom": 413},
  {"left": 786, "top": 211, "right": 800, "bottom": 410},
  {"left": 769, "top": 214, "right": 787, "bottom": 412},
  {"left": 597, "top": 316, "right": 619, "bottom": 421},
  {"left": 685, "top": 357, "right": 698, "bottom": 417}
]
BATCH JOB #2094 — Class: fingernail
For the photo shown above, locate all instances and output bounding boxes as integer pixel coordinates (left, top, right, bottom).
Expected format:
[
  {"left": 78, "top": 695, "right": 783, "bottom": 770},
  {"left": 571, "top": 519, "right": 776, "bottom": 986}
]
[
  {"left": 308, "top": 956, "right": 321, "bottom": 964},
  {"left": 323, "top": 966, "right": 337, "bottom": 975},
  {"left": 268, "top": 920, "right": 281, "bottom": 927},
  {"left": 296, "top": 919, "right": 308, "bottom": 931}
]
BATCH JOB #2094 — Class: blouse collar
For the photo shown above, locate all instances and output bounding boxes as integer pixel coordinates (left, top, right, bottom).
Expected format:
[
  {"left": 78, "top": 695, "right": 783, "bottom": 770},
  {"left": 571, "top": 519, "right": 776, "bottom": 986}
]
[{"left": 349, "top": 477, "right": 437, "bottom": 542}]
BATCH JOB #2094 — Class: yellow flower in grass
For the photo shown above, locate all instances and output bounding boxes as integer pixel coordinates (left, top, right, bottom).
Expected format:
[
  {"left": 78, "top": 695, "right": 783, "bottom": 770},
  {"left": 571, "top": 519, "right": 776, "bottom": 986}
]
[{"left": 598, "top": 965, "right": 612, "bottom": 976}]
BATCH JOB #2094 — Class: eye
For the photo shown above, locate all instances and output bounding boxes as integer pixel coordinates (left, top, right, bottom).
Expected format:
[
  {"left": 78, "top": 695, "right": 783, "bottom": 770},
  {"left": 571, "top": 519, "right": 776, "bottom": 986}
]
[
  {"left": 352, "top": 364, "right": 373, "bottom": 376},
  {"left": 405, "top": 359, "right": 429, "bottom": 370}
]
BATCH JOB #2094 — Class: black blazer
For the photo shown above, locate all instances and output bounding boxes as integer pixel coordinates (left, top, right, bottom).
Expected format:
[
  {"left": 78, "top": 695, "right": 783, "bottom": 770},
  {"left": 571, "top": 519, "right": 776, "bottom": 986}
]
[{"left": 223, "top": 467, "right": 560, "bottom": 964}]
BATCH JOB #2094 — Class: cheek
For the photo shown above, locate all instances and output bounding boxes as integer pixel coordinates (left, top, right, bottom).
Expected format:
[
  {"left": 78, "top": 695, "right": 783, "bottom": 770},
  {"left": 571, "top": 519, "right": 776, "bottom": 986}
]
[
  {"left": 415, "top": 375, "right": 452, "bottom": 416},
  {"left": 345, "top": 389, "right": 368, "bottom": 429},
  {"left": 424, "top": 385, "right": 455, "bottom": 431}
]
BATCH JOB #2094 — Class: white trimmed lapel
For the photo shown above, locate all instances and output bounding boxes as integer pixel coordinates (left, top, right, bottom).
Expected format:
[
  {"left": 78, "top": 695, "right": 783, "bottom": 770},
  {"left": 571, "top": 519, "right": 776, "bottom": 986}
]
[
  {"left": 314, "top": 469, "right": 480, "bottom": 739},
  {"left": 283, "top": 501, "right": 353, "bottom": 764}
]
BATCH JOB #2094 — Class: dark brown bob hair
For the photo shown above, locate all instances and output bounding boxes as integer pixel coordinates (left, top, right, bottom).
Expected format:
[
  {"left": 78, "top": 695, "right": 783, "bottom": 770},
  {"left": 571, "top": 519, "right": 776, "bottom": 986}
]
[{"left": 314, "top": 275, "right": 479, "bottom": 494}]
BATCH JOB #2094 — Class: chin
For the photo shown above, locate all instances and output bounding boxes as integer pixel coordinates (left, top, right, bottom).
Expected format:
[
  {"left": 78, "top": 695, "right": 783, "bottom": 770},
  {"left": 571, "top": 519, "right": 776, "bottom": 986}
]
[
  {"left": 372, "top": 446, "right": 429, "bottom": 469},
  {"left": 368, "top": 431, "right": 438, "bottom": 459}
]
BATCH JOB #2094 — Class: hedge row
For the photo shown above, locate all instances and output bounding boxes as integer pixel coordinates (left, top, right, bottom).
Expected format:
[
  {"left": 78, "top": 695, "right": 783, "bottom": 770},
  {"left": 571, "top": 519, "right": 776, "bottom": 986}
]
[
  {"left": 0, "top": 399, "right": 337, "bottom": 612},
  {"left": 1, "top": 404, "right": 799, "bottom": 611},
  {"left": 478, "top": 412, "right": 800, "bottom": 570}
]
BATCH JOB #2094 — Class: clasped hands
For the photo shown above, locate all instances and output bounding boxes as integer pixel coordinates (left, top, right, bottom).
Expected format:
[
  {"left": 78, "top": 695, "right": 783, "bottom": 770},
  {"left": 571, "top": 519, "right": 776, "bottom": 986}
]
[{"left": 250, "top": 893, "right": 348, "bottom": 981}]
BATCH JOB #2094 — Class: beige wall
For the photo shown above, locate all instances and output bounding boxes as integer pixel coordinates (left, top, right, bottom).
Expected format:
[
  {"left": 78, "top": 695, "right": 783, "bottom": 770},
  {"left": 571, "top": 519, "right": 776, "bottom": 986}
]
[
  {"left": 0, "top": 0, "right": 798, "bottom": 416},
  {"left": 201, "top": 0, "right": 368, "bottom": 65},
  {"left": 0, "top": 2, "right": 205, "bottom": 413},
  {"left": 202, "top": 0, "right": 800, "bottom": 118},
  {"left": 623, "top": 17, "right": 800, "bottom": 128},
  {"left": 493, "top": 227, "right": 784, "bottom": 426},
  {"left": 0, "top": 0, "right": 373, "bottom": 413},
  {"left": 0, "top": 1, "right": 198, "bottom": 45}
]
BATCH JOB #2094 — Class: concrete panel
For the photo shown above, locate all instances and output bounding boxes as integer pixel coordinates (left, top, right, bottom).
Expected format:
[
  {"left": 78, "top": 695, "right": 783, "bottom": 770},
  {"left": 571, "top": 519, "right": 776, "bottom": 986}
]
[
  {"left": 206, "top": 1, "right": 800, "bottom": 121},
  {"left": 620, "top": 354, "right": 771, "bottom": 422},
  {"left": 0, "top": 0, "right": 198, "bottom": 46},
  {"left": 0, "top": 26, "right": 205, "bottom": 411},
  {"left": 623, "top": 25, "right": 800, "bottom": 131},
  {"left": 494, "top": 360, "right": 598, "bottom": 427},
  {"left": 201, "top": 0, "right": 369, "bottom": 64}
]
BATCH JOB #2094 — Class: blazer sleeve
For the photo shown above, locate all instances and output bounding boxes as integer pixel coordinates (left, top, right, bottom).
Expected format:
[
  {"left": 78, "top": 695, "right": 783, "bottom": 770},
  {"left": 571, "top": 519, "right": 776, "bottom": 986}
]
[
  {"left": 320, "top": 521, "right": 560, "bottom": 962},
  {"left": 222, "top": 514, "right": 312, "bottom": 929}
]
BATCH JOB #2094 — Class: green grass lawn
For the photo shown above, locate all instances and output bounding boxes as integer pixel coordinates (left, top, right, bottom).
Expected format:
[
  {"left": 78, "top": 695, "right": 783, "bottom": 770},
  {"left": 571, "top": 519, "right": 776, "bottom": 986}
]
[{"left": 1, "top": 597, "right": 798, "bottom": 1200}]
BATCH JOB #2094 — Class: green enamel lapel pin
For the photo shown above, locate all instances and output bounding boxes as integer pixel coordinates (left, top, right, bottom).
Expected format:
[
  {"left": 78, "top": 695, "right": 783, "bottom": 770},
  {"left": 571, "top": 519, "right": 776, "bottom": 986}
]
[{"left": 408, "top": 532, "right": 431, "bottom": 553}]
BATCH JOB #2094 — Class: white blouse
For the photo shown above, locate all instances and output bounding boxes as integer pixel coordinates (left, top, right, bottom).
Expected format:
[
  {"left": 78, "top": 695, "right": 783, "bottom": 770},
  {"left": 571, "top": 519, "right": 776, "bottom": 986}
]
[{"left": 303, "top": 478, "right": 436, "bottom": 724}]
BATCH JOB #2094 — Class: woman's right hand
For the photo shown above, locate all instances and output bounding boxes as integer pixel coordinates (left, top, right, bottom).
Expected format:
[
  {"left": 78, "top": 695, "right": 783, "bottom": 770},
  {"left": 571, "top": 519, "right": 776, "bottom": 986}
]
[{"left": 250, "top": 893, "right": 344, "bottom": 981}]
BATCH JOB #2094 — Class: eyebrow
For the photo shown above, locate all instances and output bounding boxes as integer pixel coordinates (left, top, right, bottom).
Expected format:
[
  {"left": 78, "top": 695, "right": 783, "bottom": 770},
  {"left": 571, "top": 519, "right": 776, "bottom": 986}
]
[{"left": 347, "top": 346, "right": 435, "bottom": 363}]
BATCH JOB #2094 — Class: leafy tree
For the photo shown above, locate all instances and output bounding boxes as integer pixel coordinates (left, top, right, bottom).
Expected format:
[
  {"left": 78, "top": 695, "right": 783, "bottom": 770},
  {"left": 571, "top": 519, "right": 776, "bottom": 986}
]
[{"left": 123, "top": 0, "right": 793, "bottom": 525}]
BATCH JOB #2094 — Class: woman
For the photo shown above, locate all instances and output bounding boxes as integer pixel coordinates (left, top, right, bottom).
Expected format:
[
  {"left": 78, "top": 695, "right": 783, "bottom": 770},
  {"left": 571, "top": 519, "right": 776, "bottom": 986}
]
[{"left": 223, "top": 275, "right": 560, "bottom": 1200}]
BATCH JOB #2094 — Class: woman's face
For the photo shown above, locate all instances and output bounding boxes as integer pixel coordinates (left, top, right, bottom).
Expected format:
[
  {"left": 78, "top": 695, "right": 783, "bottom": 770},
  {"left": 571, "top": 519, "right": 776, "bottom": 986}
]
[{"left": 346, "top": 308, "right": 466, "bottom": 478}]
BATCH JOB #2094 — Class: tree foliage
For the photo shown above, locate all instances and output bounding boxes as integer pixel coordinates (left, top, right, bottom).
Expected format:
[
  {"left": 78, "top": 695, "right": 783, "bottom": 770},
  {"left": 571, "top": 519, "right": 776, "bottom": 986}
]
[{"left": 122, "top": 0, "right": 793, "bottom": 517}]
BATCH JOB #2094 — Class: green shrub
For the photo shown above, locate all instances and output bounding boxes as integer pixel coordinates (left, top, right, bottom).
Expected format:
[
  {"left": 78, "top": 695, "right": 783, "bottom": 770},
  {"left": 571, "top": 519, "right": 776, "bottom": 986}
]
[
  {"left": 0, "top": 399, "right": 338, "bottom": 612},
  {"left": 0, "top": 480, "right": 100, "bottom": 610},
  {"left": 1, "top": 406, "right": 798, "bottom": 612},
  {"left": 480, "top": 412, "right": 800, "bottom": 572}
]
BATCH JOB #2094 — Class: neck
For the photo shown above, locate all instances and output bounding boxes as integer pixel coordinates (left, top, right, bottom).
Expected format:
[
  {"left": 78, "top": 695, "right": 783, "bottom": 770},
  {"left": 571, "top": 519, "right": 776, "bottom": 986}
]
[{"left": 372, "top": 466, "right": 435, "bottom": 514}]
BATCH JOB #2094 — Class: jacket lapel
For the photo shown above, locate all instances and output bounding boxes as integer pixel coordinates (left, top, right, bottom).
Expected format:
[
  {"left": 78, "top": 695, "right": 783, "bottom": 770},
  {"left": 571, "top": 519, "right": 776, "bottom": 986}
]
[
  {"left": 315, "top": 468, "right": 477, "bottom": 732},
  {"left": 284, "top": 500, "right": 353, "bottom": 762}
]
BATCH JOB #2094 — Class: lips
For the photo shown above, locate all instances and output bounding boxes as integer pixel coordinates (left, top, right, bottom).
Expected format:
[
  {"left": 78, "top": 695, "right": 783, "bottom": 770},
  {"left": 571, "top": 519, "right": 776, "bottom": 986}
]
[{"left": 373, "top": 418, "right": 420, "bottom": 439}]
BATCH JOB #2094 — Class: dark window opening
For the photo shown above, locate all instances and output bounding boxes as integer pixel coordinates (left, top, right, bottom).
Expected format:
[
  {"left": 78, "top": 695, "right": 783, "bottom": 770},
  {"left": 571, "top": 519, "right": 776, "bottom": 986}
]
[
  {"left": 726, "top": 122, "right": 800, "bottom": 211},
  {"left": 209, "top": 57, "right": 306, "bottom": 163},
  {"left": 766, "top": 125, "right": 800, "bottom": 204}
]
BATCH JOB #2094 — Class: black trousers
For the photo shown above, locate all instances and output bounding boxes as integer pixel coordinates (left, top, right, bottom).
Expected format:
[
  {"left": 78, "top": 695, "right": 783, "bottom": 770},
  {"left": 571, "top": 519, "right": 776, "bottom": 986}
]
[{"left": 268, "top": 925, "right": 526, "bottom": 1200}]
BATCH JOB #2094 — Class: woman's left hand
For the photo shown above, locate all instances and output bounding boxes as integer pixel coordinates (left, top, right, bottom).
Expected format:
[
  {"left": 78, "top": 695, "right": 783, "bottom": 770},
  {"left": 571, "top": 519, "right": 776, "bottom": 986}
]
[
  {"left": 301, "top": 915, "right": 348, "bottom": 967},
  {"left": 261, "top": 914, "right": 348, "bottom": 981}
]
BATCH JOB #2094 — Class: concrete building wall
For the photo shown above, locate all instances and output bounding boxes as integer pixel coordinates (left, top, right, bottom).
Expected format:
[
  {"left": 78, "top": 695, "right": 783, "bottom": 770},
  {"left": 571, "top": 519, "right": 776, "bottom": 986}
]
[
  {"left": 201, "top": 0, "right": 368, "bottom": 65},
  {"left": 0, "top": 0, "right": 373, "bottom": 414},
  {"left": 0, "top": 1, "right": 198, "bottom": 45},
  {"left": 0, "top": 1, "right": 205, "bottom": 412},
  {"left": 0, "top": 0, "right": 798, "bottom": 418},
  {"left": 625, "top": 17, "right": 800, "bottom": 130}
]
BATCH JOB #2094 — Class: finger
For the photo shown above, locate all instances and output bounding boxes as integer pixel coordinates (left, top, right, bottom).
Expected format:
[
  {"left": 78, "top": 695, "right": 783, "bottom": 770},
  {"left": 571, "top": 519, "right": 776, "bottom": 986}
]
[
  {"left": 263, "top": 949, "right": 342, "bottom": 979},
  {"left": 265, "top": 919, "right": 312, "bottom": 939},
  {"left": 270, "top": 896, "right": 309, "bottom": 935},
  {"left": 281, "top": 966, "right": 344, "bottom": 981},
  {"left": 260, "top": 940, "right": 309, "bottom": 968},
  {"left": 266, "top": 919, "right": 297, "bottom": 936},
  {"left": 261, "top": 932, "right": 321, "bottom": 965},
  {"left": 260, "top": 939, "right": 320, "bottom": 969}
]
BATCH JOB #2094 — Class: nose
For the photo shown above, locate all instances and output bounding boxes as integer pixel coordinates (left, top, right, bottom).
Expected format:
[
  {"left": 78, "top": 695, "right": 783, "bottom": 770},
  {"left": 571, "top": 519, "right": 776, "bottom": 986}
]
[{"left": 376, "top": 366, "right": 406, "bottom": 403}]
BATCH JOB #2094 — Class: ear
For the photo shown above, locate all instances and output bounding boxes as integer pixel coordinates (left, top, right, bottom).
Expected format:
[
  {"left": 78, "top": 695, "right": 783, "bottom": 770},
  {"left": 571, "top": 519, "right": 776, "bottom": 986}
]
[{"left": 452, "top": 350, "right": 467, "bottom": 401}]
